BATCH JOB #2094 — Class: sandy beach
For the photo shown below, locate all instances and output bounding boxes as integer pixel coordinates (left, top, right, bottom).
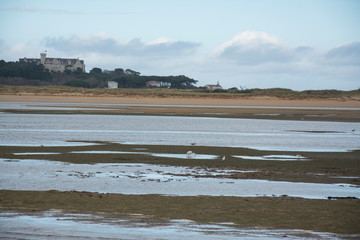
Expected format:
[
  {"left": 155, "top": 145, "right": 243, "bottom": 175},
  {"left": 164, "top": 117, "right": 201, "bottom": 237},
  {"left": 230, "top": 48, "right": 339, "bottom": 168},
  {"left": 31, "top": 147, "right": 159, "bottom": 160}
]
[
  {"left": 1, "top": 94, "right": 360, "bottom": 108},
  {"left": 1, "top": 94, "right": 359, "bottom": 122}
]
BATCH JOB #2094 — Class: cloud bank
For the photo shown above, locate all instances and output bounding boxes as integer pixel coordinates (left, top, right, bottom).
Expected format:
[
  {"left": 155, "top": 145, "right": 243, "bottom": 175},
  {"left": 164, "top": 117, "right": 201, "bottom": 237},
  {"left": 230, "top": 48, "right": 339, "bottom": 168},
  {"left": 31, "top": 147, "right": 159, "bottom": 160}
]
[
  {"left": 43, "top": 34, "right": 201, "bottom": 57},
  {"left": 325, "top": 42, "right": 360, "bottom": 65},
  {"left": 2, "top": 31, "right": 359, "bottom": 90}
]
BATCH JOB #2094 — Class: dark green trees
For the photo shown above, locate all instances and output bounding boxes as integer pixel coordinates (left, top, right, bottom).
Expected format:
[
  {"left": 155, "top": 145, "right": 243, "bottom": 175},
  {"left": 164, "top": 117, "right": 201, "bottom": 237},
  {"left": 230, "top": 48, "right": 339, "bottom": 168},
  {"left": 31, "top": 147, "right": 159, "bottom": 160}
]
[{"left": 0, "top": 60, "right": 52, "bottom": 81}]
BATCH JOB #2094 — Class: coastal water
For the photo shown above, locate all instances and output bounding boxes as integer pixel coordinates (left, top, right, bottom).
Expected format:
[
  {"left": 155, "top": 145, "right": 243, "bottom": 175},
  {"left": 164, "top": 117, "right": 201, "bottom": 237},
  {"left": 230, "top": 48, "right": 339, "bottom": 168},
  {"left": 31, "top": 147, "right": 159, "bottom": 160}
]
[{"left": 1, "top": 113, "right": 359, "bottom": 151}]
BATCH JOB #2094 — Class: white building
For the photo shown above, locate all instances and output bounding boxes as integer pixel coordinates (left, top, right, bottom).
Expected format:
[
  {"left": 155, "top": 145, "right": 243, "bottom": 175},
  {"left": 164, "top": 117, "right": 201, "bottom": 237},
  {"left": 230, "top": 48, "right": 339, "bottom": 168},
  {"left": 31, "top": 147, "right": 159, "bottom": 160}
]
[
  {"left": 107, "top": 81, "right": 118, "bottom": 89},
  {"left": 205, "top": 82, "right": 223, "bottom": 91}
]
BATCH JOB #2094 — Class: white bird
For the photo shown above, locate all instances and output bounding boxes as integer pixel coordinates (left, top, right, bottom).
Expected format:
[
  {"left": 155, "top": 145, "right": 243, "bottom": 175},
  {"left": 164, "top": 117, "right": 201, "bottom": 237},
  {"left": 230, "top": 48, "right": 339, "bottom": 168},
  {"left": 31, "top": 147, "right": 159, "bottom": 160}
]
[
  {"left": 186, "top": 151, "right": 195, "bottom": 159},
  {"left": 222, "top": 156, "right": 226, "bottom": 161}
]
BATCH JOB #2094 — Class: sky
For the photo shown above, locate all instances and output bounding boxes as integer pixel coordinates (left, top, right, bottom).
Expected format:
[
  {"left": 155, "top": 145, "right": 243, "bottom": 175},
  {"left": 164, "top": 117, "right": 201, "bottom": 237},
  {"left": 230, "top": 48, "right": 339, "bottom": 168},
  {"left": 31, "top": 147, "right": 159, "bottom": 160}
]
[{"left": 0, "top": 0, "right": 359, "bottom": 90}]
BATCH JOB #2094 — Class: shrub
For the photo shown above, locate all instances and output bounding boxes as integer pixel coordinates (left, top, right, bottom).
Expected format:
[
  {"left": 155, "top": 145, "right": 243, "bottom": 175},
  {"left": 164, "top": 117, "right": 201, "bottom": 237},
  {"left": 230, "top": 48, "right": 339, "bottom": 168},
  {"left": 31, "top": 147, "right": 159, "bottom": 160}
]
[{"left": 64, "top": 80, "right": 90, "bottom": 88}]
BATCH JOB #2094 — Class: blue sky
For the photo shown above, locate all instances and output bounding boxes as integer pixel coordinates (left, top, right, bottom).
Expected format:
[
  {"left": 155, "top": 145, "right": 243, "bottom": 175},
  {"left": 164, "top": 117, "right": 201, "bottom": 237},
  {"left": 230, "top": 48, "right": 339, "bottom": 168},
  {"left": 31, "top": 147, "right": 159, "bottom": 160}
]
[{"left": 1, "top": 0, "right": 359, "bottom": 90}]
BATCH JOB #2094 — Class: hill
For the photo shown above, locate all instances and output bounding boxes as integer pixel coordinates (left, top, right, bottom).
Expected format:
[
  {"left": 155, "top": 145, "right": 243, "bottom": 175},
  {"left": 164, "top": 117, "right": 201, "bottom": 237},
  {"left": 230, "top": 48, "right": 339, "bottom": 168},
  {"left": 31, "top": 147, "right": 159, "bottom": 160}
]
[{"left": 0, "top": 60, "right": 197, "bottom": 89}]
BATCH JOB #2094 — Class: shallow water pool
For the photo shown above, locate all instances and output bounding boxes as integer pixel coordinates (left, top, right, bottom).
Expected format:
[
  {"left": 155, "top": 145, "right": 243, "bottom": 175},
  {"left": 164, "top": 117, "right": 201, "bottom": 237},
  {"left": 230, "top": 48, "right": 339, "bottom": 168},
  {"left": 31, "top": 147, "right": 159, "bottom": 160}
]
[
  {"left": 1, "top": 159, "right": 358, "bottom": 199},
  {"left": 1, "top": 211, "right": 352, "bottom": 240}
]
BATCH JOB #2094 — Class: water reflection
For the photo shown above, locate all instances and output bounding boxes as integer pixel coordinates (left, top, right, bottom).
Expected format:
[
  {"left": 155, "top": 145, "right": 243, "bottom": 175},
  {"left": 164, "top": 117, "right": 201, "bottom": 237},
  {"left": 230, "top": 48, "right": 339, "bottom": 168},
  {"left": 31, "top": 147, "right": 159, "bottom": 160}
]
[{"left": 1, "top": 113, "right": 359, "bottom": 151}]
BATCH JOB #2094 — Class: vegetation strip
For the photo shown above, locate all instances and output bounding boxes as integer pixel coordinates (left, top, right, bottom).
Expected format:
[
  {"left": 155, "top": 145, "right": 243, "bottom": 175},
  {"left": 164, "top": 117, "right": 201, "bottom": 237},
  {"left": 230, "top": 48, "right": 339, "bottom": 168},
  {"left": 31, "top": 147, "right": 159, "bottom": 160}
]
[{"left": 1, "top": 85, "right": 360, "bottom": 100}]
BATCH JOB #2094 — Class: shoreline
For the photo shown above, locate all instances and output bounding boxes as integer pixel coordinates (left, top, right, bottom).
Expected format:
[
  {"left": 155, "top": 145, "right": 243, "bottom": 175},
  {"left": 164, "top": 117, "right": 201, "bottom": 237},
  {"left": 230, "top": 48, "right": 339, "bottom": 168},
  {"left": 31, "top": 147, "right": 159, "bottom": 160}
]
[{"left": 1, "top": 94, "right": 360, "bottom": 108}]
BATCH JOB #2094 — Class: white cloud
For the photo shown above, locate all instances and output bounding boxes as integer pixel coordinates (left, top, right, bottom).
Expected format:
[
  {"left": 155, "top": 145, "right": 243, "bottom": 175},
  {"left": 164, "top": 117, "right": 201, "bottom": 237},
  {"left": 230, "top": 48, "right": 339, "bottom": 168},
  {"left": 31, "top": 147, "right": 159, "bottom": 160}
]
[
  {"left": 216, "top": 31, "right": 292, "bottom": 65},
  {"left": 0, "top": 6, "right": 81, "bottom": 15},
  {"left": 0, "top": 41, "right": 42, "bottom": 61},
  {"left": 148, "top": 37, "right": 175, "bottom": 45},
  {"left": 218, "top": 31, "right": 286, "bottom": 51},
  {"left": 215, "top": 31, "right": 319, "bottom": 66},
  {"left": 11, "top": 43, "right": 27, "bottom": 52},
  {"left": 206, "top": 32, "right": 360, "bottom": 90}
]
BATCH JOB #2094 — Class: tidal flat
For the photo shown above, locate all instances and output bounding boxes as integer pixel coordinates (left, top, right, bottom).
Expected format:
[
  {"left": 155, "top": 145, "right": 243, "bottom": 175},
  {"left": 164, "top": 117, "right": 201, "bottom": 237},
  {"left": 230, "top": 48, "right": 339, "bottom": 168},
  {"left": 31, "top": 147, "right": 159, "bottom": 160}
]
[
  {"left": 1, "top": 142, "right": 360, "bottom": 236},
  {"left": 0, "top": 97, "right": 360, "bottom": 238}
]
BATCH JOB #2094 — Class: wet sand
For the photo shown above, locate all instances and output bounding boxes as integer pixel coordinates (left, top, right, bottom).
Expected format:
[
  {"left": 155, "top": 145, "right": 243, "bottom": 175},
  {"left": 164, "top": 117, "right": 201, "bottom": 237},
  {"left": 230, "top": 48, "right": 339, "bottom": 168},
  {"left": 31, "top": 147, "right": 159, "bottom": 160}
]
[{"left": 1, "top": 190, "right": 359, "bottom": 236}]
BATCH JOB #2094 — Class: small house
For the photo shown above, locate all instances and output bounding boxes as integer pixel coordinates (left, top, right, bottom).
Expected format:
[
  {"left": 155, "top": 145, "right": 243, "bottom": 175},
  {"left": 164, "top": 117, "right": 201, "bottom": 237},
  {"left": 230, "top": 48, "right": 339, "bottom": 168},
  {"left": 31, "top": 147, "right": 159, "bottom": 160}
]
[
  {"left": 205, "top": 82, "right": 222, "bottom": 91},
  {"left": 146, "top": 81, "right": 161, "bottom": 88},
  {"left": 107, "top": 81, "right": 118, "bottom": 89}
]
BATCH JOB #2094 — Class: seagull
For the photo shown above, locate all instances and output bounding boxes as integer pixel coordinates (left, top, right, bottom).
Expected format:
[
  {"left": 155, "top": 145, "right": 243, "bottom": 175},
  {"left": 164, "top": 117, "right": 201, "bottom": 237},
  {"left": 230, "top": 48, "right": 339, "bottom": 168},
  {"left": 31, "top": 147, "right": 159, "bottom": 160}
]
[
  {"left": 187, "top": 151, "right": 195, "bottom": 159},
  {"left": 222, "top": 156, "right": 226, "bottom": 161}
]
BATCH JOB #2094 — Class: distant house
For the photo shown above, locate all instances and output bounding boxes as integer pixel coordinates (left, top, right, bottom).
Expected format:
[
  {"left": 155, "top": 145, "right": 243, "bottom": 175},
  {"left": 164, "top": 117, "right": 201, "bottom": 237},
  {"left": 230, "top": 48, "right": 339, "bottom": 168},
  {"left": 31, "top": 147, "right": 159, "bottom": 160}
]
[
  {"left": 205, "top": 82, "right": 222, "bottom": 91},
  {"left": 146, "top": 81, "right": 161, "bottom": 88},
  {"left": 107, "top": 81, "right": 118, "bottom": 89},
  {"left": 125, "top": 69, "right": 140, "bottom": 76}
]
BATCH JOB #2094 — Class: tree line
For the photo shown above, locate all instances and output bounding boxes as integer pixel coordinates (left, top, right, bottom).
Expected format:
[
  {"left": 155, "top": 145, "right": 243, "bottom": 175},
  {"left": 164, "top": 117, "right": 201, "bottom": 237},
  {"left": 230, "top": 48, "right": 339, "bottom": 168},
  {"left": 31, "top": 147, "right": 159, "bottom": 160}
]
[{"left": 0, "top": 60, "right": 198, "bottom": 89}]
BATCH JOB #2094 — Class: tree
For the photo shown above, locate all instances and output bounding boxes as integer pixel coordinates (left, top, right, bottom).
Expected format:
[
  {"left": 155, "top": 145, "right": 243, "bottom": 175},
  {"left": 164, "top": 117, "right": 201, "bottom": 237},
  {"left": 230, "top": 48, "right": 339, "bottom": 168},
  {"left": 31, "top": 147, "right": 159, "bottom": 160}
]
[
  {"left": 167, "top": 75, "right": 197, "bottom": 89},
  {"left": 114, "top": 68, "right": 125, "bottom": 75},
  {"left": 0, "top": 60, "right": 52, "bottom": 81},
  {"left": 89, "top": 67, "right": 102, "bottom": 74}
]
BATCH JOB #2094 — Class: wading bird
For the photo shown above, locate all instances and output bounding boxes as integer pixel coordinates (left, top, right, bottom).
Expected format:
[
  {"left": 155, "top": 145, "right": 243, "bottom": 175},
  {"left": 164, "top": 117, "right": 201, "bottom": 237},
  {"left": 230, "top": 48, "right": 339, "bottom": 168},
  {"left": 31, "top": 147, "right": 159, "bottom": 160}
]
[{"left": 186, "top": 151, "right": 196, "bottom": 158}]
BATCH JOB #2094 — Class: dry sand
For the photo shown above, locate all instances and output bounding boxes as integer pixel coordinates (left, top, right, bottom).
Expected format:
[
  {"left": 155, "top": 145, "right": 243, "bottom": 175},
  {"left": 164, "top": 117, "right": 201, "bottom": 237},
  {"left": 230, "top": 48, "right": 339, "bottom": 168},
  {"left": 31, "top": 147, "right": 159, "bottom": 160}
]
[{"left": 1, "top": 94, "right": 360, "bottom": 108}]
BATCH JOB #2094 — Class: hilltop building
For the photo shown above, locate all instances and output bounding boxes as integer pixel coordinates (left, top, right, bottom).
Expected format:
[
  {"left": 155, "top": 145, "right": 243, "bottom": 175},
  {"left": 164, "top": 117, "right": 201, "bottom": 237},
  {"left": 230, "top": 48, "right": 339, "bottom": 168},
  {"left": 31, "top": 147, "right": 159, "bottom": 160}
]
[
  {"left": 205, "top": 81, "right": 223, "bottom": 91},
  {"left": 19, "top": 52, "right": 85, "bottom": 73}
]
